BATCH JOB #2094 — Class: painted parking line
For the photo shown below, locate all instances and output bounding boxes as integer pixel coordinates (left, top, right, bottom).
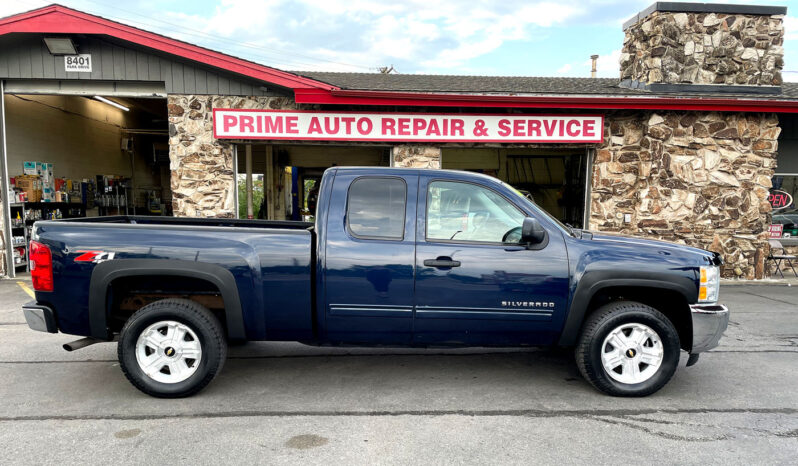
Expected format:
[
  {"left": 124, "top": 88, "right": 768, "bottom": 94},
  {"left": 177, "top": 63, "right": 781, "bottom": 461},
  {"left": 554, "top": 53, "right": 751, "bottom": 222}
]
[{"left": 16, "top": 282, "right": 34, "bottom": 299}]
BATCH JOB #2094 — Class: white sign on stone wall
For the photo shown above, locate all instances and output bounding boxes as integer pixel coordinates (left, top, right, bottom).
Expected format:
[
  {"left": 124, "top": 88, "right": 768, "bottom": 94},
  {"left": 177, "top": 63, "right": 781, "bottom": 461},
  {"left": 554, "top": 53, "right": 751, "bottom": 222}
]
[{"left": 213, "top": 110, "right": 604, "bottom": 143}]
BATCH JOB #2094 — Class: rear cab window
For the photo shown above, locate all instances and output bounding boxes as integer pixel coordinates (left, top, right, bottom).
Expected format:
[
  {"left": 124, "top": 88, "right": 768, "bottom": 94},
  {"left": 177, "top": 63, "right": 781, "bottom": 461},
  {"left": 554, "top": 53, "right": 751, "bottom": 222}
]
[{"left": 346, "top": 177, "right": 407, "bottom": 240}]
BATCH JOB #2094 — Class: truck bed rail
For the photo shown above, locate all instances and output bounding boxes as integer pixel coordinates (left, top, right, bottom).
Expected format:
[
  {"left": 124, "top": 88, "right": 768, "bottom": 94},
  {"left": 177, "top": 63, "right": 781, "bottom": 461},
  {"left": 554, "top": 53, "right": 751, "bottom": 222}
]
[{"left": 40, "top": 215, "right": 314, "bottom": 230}]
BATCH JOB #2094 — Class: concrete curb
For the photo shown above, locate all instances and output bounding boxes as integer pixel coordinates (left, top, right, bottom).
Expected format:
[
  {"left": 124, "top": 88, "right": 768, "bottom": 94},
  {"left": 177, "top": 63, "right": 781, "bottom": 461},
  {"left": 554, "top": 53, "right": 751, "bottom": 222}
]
[{"left": 721, "top": 279, "right": 795, "bottom": 286}]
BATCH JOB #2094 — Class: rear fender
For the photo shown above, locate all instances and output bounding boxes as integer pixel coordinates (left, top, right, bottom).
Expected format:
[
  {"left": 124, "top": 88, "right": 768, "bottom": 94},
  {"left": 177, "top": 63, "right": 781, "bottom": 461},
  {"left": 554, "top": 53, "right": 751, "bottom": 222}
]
[{"left": 88, "top": 259, "right": 246, "bottom": 340}]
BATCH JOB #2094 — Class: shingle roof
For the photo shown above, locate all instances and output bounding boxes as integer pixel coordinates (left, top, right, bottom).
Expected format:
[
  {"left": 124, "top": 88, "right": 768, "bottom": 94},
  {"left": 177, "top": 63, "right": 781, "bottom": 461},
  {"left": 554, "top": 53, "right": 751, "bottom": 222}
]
[
  {"left": 293, "top": 71, "right": 798, "bottom": 101},
  {"left": 293, "top": 73, "right": 637, "bottom": 95}
]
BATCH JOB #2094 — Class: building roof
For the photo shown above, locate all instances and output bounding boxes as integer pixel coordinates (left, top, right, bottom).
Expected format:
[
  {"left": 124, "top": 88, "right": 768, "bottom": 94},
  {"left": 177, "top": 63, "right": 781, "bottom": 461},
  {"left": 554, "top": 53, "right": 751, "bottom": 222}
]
[
  {"left": 0, "top": 4, "right": 336, "bottom": 91},
  {"left": 294, "top": 73, "right": 637, "bottom": 96},
  {"left": 2, "top": 4, "right": 798, "bottom": 113},
  {"left": 295, "top": 71, "right": 798, "bottom": 101}
]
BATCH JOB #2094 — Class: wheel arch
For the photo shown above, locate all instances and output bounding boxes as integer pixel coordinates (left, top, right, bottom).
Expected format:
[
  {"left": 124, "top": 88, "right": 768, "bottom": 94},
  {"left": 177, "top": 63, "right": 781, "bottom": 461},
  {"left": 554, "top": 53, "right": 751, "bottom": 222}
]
[
  {"left": 559, "top": 277, "right": 695, "bottom": 350},
  {"left": 88, "top": 259, "right": 246, "bottom": 340}
]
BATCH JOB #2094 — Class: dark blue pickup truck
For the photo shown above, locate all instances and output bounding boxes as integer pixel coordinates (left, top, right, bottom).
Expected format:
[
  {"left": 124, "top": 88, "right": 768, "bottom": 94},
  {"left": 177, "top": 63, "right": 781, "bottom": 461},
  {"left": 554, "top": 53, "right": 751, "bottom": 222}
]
[{"left": 23, "top": 167, "right": 728, "bottom": 398}]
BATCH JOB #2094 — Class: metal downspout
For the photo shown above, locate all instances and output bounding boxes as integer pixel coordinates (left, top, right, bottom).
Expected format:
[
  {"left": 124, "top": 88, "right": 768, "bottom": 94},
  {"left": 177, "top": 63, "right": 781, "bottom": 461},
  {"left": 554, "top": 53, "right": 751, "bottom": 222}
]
[
  {"left": 0, "top": 81, "right": 15, "bottom": 278},
  {"left": 245, "top": 144, "right": 253, "bottom": 219}
]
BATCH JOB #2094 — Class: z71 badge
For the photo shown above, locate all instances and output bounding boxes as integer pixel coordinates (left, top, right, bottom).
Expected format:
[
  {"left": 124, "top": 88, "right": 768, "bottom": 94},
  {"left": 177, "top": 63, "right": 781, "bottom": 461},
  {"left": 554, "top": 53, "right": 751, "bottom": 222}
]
[{"left": 74, "top": 250, "right": 115, "bottom": 264}]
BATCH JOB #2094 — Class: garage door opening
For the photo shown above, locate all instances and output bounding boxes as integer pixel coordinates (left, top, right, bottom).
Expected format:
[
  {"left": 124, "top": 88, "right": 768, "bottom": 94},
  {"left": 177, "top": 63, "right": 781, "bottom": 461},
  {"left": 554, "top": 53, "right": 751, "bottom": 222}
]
[
  {"left": 442, "top": 147, "right": 591, "bottom": 229},
  {"left": 2, "top": 92, "right": 170, "bottom": 275}
]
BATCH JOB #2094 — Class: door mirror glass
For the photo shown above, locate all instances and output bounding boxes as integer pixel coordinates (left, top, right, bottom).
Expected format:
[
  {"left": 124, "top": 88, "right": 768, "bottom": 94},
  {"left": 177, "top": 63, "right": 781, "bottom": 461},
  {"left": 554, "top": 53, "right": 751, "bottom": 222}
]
[{"left": 521, "top": 217, "right": 546, "bottom": 244}]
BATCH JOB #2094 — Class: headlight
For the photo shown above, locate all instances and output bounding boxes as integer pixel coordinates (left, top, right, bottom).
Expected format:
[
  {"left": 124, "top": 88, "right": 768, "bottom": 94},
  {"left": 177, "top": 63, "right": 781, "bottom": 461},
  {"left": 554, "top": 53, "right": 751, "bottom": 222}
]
[{"left": 699, "top": 265, "right": 720, "bottom": 303}]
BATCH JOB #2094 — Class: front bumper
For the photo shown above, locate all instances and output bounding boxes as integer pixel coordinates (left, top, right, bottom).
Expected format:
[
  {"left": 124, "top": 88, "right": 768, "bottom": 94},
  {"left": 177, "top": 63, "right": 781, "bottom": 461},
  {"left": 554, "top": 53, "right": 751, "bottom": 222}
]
[
  {"left": 690, "top": 303, "right": 729, "bottom": 353},
  {"left": 22, "top": 301, "right": 57, "bottom": 333}
]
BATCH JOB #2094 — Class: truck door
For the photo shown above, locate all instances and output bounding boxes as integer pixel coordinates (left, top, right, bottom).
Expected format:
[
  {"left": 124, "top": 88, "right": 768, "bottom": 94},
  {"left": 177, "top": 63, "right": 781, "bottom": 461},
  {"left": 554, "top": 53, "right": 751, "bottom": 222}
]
[
  {"left": 413, "top": 175, "right": 570, "bottom": 346},
  {"left": 322, "top": 171, "right": 417, "bottom": 344}
]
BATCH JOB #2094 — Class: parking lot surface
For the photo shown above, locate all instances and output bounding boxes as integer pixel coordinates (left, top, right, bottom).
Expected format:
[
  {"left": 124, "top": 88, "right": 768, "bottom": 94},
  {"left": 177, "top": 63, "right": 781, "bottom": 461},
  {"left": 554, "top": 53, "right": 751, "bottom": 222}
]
[{"left": 1, "top": 280, "right": 797, "bottom": 464}]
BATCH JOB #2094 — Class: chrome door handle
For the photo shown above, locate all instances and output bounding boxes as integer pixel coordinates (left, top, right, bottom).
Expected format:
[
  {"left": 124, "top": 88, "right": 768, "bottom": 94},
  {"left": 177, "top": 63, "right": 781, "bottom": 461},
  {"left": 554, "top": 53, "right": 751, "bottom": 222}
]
[{"left": 424, "top": 258, "right": 461, "bottom": 268}]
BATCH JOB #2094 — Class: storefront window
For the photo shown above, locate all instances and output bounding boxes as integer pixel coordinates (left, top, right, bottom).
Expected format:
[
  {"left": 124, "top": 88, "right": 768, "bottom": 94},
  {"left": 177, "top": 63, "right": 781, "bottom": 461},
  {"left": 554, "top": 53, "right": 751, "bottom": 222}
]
[{"left": 770, "top": 175, "right": 798, "bottom": 238}]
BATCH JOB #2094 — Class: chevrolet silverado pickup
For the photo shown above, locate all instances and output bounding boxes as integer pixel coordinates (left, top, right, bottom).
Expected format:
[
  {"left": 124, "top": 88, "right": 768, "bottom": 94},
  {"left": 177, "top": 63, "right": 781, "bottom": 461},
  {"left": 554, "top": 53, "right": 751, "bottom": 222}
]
[{"left": 22, "top": 167, "right": 729, "bottom": 398}]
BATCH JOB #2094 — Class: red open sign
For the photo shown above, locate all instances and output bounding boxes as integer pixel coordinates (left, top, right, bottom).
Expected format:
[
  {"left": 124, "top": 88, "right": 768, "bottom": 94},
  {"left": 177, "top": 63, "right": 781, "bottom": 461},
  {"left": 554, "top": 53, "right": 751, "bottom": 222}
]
[{"left": 769, "top": 190, "right": 793, "bottom": 210}]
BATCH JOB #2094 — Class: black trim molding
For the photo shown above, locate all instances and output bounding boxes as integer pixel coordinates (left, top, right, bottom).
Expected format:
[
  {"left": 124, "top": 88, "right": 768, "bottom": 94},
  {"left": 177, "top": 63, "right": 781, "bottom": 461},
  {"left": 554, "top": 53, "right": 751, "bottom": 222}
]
[
  {"left": 88, "top": 259, "right": 247, "bottom": 340},
  {"left": 557, "top": 275, "right": 696, "bottom": 346}
]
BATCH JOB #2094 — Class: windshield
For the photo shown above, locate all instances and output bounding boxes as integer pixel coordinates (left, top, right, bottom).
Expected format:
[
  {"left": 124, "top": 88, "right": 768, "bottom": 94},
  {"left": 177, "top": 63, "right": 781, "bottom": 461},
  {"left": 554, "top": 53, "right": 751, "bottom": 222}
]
[{"left": 499, "top": 180, "right": 575, "bottom": 236}]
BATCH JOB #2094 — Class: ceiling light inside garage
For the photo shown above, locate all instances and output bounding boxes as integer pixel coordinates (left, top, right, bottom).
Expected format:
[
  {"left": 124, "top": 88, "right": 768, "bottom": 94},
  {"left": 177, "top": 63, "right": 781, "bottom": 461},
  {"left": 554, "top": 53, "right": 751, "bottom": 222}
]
[
  {"left": 43, "top": 37, "right": 77, "bottom": 55},
  {"left": 94, "top": 96, "right": 129, "bottom": 112}
]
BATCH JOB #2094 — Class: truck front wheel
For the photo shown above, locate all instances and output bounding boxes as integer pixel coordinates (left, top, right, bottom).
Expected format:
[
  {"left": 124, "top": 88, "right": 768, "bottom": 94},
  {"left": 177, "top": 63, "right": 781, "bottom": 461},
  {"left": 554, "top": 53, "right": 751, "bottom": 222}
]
[
  {"left": 575, "top": 301, "right": 680, "bottom": 397},
  {"left": 118, "top": 299, "right": 227, "bottom": 398}
]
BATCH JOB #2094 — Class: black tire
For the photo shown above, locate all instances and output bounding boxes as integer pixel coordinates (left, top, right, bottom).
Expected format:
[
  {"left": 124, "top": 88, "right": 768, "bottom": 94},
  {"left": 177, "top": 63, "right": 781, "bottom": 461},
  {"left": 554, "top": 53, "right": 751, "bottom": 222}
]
[
  {"left": 118, "top": 298, "right": 227, "bottom": 398},
  {"left": 575, "top": 301, "right": 680, "bottom": 397}
]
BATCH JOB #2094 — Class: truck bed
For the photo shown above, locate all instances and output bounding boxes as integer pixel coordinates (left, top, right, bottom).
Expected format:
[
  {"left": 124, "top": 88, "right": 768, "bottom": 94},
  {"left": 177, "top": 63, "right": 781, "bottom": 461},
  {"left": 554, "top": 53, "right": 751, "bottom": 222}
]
[{"left": 33, "top": 215, "right": 315, "bottom": 341}]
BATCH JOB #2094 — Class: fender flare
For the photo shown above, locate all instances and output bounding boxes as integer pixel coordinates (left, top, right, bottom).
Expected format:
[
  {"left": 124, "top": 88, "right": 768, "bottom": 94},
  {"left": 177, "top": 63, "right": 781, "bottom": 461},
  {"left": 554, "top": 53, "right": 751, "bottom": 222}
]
[
  {"left": 88, "top": 259, "right": 246, "bottom": 340},
  {"left": 557, "top": 275, "right": 696, "bottom": 346}
]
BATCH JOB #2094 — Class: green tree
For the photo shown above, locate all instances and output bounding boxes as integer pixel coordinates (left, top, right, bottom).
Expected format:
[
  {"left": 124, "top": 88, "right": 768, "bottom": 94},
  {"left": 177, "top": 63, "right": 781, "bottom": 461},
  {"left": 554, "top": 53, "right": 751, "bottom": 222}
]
[{"left": 238, "top": 178, "right": 264, "bottom": 219}]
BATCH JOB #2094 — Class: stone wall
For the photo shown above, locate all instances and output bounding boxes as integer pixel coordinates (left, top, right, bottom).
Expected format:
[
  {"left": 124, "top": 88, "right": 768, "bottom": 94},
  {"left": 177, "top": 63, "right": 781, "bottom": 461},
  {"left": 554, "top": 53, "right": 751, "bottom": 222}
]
[
  {"left": 591, "top": 111, "right": 780, "bottom": 278},
  {"left": 392, "top": 145, "right": 441, "bottom": 168},
  {"left": 621, "top": 11, "right": 784, "bottom": 86},
  {"left": 167, "top": 94, "right": 299, "bottom": 217}
]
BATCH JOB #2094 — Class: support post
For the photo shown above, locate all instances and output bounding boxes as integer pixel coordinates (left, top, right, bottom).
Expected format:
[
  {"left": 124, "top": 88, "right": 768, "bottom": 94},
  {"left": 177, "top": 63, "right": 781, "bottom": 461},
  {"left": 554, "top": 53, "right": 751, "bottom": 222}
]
[
  {"left": 290, "top": 167, "right": 299, "bottom": 221},
  {"left": 0, "top": 81, "right": 14, "bottom": 278},
  {"left": 245, "top": 144, "right": 253, "bottom": 219},
  {"left": 583, "top": 147, "right": 594, "bottom": 229},
  {"left": 497, "top": 148, "right": 508, "bottom": 182},
  {"left": 265, "top": 145, "right": 275, "bottom": 220},
  {"left": 232, "top": 145, "right": 239, "bottom": 219}
]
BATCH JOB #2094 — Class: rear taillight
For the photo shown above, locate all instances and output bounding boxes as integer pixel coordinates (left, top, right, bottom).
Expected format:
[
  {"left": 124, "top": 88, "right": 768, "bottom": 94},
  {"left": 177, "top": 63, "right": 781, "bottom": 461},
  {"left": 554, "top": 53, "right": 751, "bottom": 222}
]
[{"left": 29, "top": 241, "right": 53, "bottom": 292}]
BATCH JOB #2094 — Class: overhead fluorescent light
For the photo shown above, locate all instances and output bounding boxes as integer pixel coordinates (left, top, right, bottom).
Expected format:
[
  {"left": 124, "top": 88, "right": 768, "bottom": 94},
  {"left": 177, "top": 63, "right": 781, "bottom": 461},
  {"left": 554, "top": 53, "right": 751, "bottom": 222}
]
[
  {"left": 94, "top": 96, "right": 129, "bottom": 112},
  {"left": 43, "top": 37, "right": 77, "bottom": 55}
]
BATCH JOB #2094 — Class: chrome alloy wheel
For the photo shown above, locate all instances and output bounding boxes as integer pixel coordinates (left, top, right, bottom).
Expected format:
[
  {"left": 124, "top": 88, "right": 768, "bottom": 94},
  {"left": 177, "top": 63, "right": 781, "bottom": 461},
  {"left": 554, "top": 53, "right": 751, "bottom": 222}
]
[
  {"left": 135, "top": 320, "right": 202, "bottom": 384},
  {"left": 600, "top": 323, "right": 664, "bottom": 385}
]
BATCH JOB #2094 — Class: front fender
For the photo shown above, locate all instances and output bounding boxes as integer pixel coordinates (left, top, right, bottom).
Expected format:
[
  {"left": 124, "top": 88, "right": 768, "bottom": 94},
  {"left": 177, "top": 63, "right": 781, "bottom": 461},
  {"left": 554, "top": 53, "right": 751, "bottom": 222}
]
[{"left": 557, "top": 272, "right": 697, "bottom": 346}]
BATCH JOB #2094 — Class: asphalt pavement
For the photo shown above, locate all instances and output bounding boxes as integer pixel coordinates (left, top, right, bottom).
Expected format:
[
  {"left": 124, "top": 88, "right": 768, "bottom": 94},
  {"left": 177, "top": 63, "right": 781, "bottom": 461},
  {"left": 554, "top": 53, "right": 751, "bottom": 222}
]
[{"left": 0, "top": 279, "right": 796, "bottom": 465}]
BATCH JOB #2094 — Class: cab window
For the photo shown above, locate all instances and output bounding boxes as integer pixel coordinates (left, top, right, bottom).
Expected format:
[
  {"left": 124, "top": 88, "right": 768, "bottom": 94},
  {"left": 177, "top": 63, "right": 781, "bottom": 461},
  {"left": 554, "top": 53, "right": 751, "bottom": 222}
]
[
  {"left": 426, "top": 181, "right": 525, "bottom": 243},
  {"left": 346, "top": 177, "right": 406, "bottom": 240}
]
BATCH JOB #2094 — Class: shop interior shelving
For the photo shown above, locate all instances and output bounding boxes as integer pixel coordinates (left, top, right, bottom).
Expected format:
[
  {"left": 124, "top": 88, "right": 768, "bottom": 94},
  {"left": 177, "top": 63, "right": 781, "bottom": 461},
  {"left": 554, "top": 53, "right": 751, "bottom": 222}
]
[
  {"left": 9, "top": 203, "right": 28, "bottom": 271},
  {"left": 23, "top": 202, "right": 87, "bottom": 224}
]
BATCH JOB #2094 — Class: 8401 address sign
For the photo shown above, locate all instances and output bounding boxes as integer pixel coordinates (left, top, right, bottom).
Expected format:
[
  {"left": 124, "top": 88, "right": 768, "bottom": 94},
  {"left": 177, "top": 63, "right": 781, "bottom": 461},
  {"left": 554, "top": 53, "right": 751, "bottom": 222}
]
[{"left": 64, "top": 54, "right": 92, "bottom": 73}]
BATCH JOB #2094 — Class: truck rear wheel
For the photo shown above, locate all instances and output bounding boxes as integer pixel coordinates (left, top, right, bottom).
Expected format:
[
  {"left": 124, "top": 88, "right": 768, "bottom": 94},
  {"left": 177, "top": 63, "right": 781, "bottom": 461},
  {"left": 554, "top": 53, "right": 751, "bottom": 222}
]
[
  {"left": 575, "top": 301, "right": 680, "bottom": 397},
  {"left": 118, "top": 299, "right": 227, "bottom": 398}
]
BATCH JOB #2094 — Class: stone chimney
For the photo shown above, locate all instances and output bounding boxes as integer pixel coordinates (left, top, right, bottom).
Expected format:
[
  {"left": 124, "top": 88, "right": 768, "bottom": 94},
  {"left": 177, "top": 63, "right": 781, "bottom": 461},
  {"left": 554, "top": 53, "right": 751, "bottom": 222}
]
[{"left": 619, "top": 2, "right": 786, "bottom": 93}]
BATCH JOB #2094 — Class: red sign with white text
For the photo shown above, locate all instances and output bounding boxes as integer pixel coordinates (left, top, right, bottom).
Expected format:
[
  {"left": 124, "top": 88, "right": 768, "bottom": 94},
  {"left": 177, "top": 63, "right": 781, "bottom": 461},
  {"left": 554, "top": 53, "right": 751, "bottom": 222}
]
[{"left": 212, "top": 110, "right": 604, "bottom": 143}]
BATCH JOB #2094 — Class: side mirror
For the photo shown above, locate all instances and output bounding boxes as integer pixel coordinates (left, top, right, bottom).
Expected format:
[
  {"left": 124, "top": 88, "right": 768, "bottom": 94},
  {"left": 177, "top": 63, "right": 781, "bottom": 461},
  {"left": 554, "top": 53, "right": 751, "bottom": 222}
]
[{"left": 521, "top": 217, "right": 546, "bottom": 244}]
